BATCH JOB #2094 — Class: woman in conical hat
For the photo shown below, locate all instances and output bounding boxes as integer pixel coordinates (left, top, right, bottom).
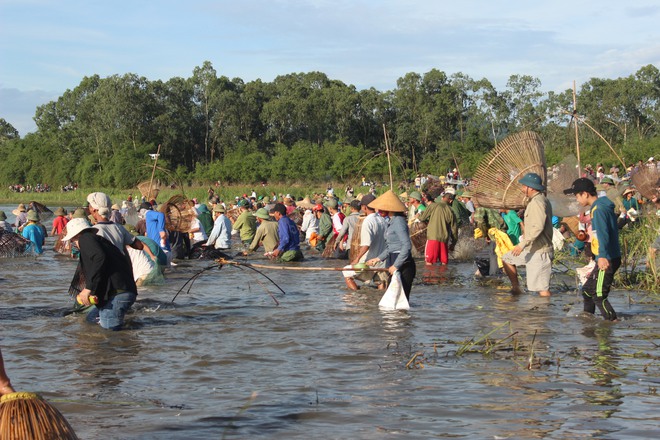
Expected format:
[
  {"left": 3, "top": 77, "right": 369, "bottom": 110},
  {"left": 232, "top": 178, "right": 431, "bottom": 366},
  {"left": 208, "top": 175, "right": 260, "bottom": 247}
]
[{"left": 366, "top": 190, "right": 416, "bottom": 300}]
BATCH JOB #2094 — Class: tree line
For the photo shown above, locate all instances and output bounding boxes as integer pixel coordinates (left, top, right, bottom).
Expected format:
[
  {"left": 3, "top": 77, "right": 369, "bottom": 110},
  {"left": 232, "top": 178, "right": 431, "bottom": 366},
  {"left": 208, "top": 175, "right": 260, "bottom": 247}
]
[{"left": 0, "top": 61, "right": 658, "bottom": 189}]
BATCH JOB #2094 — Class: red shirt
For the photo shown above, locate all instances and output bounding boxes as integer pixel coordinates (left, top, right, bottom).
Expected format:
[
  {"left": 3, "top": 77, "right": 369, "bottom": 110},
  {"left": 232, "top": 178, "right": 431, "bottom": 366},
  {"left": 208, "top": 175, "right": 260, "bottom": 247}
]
[{"left": 52, "top": 216, "right": 69, "bottom": 235}]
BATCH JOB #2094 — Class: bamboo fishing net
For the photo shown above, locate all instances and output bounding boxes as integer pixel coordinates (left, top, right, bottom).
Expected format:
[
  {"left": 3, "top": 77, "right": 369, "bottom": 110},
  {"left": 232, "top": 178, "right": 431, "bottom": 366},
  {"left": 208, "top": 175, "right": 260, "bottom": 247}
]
[
  {"left": 53, "top": 229, "right": 71, "bottom": 255},
  {"left": 631, "top": 166, "right": 660, "bottom": 200},
  {"left": 471, "top": 131, "right": 547, "bottom": 210},
  {"left": 322, "top": 235, "right": 338, "bottom": 258},
  {"left": 0, "top": 392, "right": 79, "bottom": 439},
  {"left": 225, "top": 207, "right": 241, "bottom": 224},
  {"left": 409, "top": 221, "right": 427, "bottom": 258},
  {"left": 160, "top": 195, "right": 196, "bottom": 233},
  {"left": 349, "top": 216, "right": 365, "bottom": 262},
  {"left": 0, "top": 230, "right": 30, "bottom": 258},
  {"left": 546, "top": 154, "right": 582, "bottom": 217},
  {"left": 137, "top": 180, "right": 160, "bottom": 201},
  {"left": 29, "top": 202, "right": 54, "bottom": 222}
]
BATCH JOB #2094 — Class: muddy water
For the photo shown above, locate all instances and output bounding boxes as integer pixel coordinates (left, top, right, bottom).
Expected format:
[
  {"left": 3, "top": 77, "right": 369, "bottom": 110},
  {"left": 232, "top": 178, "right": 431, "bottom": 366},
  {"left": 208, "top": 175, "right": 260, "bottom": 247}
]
[{"left": 0, "top": 205, "right": 658, "bottom": 439}]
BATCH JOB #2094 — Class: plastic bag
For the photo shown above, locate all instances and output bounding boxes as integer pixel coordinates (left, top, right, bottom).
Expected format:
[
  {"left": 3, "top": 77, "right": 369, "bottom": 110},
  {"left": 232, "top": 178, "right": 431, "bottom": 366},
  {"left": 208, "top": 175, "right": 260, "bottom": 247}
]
[{"left": 378, "top": 271, "right": 410, "bottom": 310}]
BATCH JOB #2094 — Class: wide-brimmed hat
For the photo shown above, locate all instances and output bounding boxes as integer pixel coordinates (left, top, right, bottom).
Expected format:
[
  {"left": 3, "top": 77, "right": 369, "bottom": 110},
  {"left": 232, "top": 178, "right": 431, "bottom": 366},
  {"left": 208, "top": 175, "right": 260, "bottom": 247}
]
[
  {"left": 461, "top": 191, "right": 473, "bottom": 198},
  {"left": 0, "top": 211, "right": 6, "bottom": 221},
  {"left": 11, "top": 203, "right": 26, "bottom": 216},
  {"left": 296, "top": 197, "right": 315, "bottom": 210},
  {"left": 600, "top": 176, "right": 615, "bottom": 185},
  {"left": 26, "top": 210, "right": 39, "bottom": 222},
  {"left": 54, "top": 207, "right": 66, "bottom": 216},
  {"left": 368, "top": 190, "right": 406, "bottom": 213},
  {"left": 72, "top": 208, "right": 87, "bottom": 219},
  {"left": 255, "top": 208, "right": 271, "bottom": 220},
  {"left": 213, "top": 205, "right": 226, "bottom": 213},
  {"left": 518, "top": 172, "right": 546, "bottom": 191},
  {"left": 622, "top": 187, "right": 636, "bottom": 197},
  {"left": 62, "top": 218, "right": 96, "bottom": 241},
  {"left": 408, "top": 191, "right": 422, "bottom": 202},
  {"left": 324, "top": 198, "right": 338, "bottom": 209},
  {"left": 111, "top": 204, "right": 120, "bottom": 210}
]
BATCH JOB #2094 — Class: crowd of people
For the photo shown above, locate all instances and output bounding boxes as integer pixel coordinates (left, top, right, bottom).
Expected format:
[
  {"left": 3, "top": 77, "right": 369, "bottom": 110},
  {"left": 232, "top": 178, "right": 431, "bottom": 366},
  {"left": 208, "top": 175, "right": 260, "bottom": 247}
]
[{"left": 1, "top": 158, "right": 659, "bottom": 328}]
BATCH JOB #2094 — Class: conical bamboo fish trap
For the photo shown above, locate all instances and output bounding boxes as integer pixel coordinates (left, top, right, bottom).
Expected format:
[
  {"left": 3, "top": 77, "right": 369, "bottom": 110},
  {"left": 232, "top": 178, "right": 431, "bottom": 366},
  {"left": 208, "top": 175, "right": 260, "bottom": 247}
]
[
  {"left": 349, "top": 216, "right": 365, "bottom": 262},
  {"left": 471, "top": 131, "right": 547, "bottom": 210},
  {"left": 631, "top": 166, "right": 660, "bottom": 200},
  {"left": 0, "top": 392, "right": 79, "bottom": 439},
  {"left": 409, "top": 221, "right": 427, "bottom": 258},
  {"left": 137, "top": 181, "right": 160, "bottom": 201},
  {"left": 160, "top": 195, "right": 195, "bottom": 233},
  {"left": 0, "top": 230, "right": 30, "bottom": 258}
]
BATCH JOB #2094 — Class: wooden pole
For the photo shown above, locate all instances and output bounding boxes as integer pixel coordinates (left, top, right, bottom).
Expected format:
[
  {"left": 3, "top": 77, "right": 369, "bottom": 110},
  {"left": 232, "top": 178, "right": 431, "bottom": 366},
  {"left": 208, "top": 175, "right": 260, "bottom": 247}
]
[
  {"left": 572, "top": 81, "right": 581, "bottom": 178},
  {"left": 383, "top": 124, "right": 394, "bottom": 191},
  {"left": 219, "top": 259, "right": 389, "bottom": 272},
  {"left": 147, "top": 144, "right": 161, "bottom": 202}
]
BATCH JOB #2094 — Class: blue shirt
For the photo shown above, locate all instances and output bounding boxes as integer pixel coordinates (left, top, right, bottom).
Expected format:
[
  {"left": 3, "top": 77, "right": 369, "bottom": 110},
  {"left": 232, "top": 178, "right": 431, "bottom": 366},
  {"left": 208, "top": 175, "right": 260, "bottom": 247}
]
[
  {"left": 277, "top": 216, "right": 300, "bottom": 252},
  {"left": 207, "top": 214, "right": 232, "bottom": 249},
  {"left": 22, "top": 223, "right": 44, "bottom": 254},
  {"left": 590, "top": 196, "right": 621, "bottom": 260},
  {"left": 145, "top": 210, "right": 170, "bottom": 251},
  {"left": 377, "top": 215, "right": 412, "bottom": 269}
]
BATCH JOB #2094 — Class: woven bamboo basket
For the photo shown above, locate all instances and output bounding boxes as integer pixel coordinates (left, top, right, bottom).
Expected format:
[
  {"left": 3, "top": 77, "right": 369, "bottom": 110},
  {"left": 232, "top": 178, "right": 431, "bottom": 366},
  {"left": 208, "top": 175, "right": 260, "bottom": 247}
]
[
  {"left": 225, "top": 207, "right": 241, "bottom": 224},
  {"left": 0, "top": 230, "right": 30, "bottom": 258},
  {"left": 471, "top": 131, "right": 547, "bottom": 210},
  {"left": 160, "top": 195, "right": 195, "bottom": 233},
  {"left": 348, "top": 216, "right": 365, "bottom": 262},
  {"left": 0, "top": 392, "right": 79, "bottom": 439},
  {"left": 322, "top": 235, "right": 338, "bottom": 258},
  {"left": 52, "top": 229, "right": 71, "bottom": 255},
  {"left": 137, "top": 181, "right": 160, "bottom": 201},
  {"left": 409, "top": 221, "right": 427, "bottom": 258},
  {"left": 631, "top": 166, "right": 660, "bottom": 200}
]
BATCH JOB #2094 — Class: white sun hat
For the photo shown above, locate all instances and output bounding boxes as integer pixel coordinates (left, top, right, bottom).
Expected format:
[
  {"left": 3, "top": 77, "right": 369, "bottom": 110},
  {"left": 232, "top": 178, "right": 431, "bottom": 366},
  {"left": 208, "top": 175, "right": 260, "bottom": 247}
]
[{"left": 62, "top": 218, "right": 97, "bottom": 241}]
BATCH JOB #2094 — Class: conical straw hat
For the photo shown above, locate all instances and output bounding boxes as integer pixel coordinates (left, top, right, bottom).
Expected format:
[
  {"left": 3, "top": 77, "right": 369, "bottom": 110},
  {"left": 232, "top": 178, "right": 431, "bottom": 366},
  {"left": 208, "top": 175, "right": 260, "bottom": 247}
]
[{"left": 368, "top": 190, "right": 406, "bottom": 213}]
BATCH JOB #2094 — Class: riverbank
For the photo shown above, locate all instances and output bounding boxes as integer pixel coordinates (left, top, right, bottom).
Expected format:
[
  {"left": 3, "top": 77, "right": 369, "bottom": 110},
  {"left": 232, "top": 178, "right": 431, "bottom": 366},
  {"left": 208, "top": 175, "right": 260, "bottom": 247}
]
[{"left": 0, "top": 183, "right": 353, "bottom": 207}]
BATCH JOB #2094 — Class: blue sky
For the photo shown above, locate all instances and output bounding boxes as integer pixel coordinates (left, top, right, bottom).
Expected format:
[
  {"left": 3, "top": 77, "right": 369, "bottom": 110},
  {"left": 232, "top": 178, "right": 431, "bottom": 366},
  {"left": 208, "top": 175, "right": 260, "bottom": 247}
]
[{"left": 1, "top": 0, "right": 659, "bottom": 136}]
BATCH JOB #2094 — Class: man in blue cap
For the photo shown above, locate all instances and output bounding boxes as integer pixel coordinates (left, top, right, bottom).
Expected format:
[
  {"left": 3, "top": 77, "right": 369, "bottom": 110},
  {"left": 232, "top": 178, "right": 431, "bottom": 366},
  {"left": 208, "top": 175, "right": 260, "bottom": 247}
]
[
  {"left": 564, "top": 177, "right": 620, "bottom": 321},
  {"left": 501, "top": 172, "right": 554, "bottom": 297}
]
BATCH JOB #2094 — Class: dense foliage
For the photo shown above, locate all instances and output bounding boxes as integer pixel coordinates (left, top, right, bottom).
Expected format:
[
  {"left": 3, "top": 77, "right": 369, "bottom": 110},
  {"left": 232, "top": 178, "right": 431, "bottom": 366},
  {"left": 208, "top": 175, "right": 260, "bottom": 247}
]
[{"left": 1, "top": 62, "right": 658, "bottom": 188}]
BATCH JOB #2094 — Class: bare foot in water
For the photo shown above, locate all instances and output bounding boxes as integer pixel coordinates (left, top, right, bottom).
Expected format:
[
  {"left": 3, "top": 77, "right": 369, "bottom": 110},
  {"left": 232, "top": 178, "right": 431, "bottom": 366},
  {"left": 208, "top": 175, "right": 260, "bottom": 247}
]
[
  {"left": 539, "top": 291, "right": 551, "bottom": 297},
  {"left": 510, "top": 287, "right": 524, "bottom": 295}
]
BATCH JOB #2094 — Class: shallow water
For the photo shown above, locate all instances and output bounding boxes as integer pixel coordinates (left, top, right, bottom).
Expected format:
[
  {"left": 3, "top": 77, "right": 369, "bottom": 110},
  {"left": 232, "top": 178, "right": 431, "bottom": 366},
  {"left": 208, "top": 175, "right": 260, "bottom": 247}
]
[{"left": 1, "top": 204, "right": 659, "bottom": 439}]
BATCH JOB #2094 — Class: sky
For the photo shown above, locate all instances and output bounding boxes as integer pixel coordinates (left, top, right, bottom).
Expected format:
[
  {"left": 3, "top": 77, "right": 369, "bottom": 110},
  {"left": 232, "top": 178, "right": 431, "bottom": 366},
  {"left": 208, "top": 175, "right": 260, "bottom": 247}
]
[{"left": 1, "top": 0, "right": 659, "bottom": 136}]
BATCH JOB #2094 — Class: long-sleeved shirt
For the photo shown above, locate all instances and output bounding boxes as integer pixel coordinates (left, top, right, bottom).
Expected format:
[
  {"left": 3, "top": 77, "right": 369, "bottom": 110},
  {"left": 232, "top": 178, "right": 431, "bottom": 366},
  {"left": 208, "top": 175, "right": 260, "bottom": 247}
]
[
  {"left": 519, "top": 192, "right": 553, "bottom": 254},
  {"left": 317, "top": 212, "right": 333, "bottom": 240},
  {"left": 207, "top": 214, "right": 232, "bottom": 249},
  {"left": 377, "top": 215, "right": 412, "bottom": 270},
  {"left": 277, "top": 216, "right": 300, "bottom": 252},
  {"left": 300, "top": 210, "right": 319, "bottom": 240},
  {"left": 590, "top": 196, "right": 621, "bottom": 260},
  {"left": 248, "top": 219, "right": 279, "bottom": 252},
  {"left": 78, "top": 231, "right": 137, "bottom": 305},
  {"left": 232, "top": 210, "right": 257, "bottom": 242},
  {"left": 418, "top": 201, "right": 457, "bottom": 244}
]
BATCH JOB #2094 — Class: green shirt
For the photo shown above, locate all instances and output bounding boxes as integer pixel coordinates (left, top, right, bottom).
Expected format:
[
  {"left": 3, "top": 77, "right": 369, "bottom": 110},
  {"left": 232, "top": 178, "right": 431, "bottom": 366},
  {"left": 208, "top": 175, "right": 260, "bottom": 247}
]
[
  {"left": 248, "top": 219, "right": 279, "bottom": 252},
  {"left": 502, "top": 210, "right": 522, "bottom": 245},
  {"left": 233, "top": 210, "right": 257, "bottom": 242}
]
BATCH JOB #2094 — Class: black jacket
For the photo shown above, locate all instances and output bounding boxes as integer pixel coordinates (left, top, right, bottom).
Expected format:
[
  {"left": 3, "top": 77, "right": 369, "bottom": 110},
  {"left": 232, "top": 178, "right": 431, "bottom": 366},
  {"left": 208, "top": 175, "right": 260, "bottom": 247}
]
[{"left": 79, "top": 230, "right": 137, "bottom": 305}]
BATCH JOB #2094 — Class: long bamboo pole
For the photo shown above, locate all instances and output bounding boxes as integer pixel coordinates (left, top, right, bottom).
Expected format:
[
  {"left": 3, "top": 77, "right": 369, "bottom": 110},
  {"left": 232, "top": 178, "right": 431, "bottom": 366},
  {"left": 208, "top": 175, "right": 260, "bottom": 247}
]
[
  {"left": 572, "top": 81, "right": 581, "bottom": 177},
  {"left": 383, "top": 124, "right": 394, "bottom": 191},
  {"left": 146, "top": 144, "right": 161, "bottom": 202},
  {"left": 218, "top": 259, "right": 389, "bottom": 272}
]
